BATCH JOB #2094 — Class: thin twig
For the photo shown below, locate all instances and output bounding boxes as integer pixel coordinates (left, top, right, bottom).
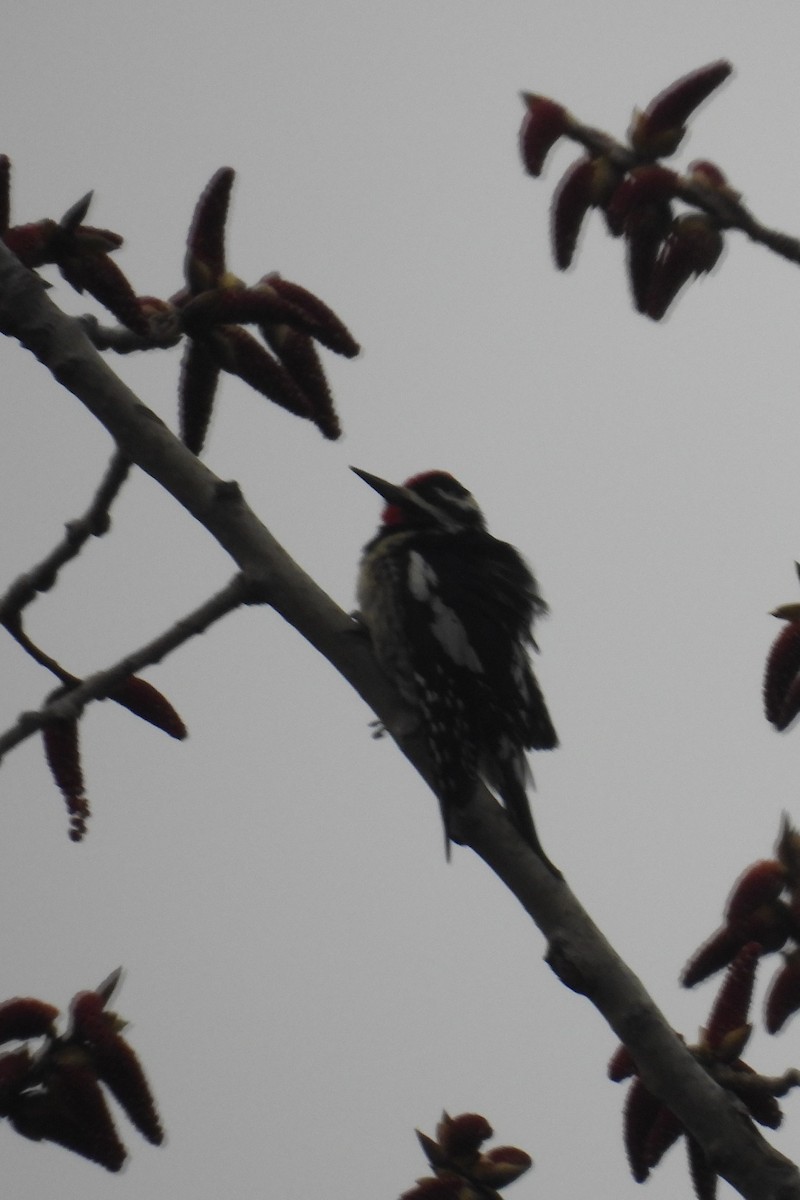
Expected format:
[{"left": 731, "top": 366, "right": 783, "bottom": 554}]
[
  {"left": 0, "top": 450, "right": 131, "bottom": 623},
  {"left": 78, "top": 312, "right": 182, "bottom": 354},
  {"left": 0, "top": 241, "right": 798, "bottom": 1200},
  {"left": 0, "top": 572, "right": 256, "bottom": 760}
]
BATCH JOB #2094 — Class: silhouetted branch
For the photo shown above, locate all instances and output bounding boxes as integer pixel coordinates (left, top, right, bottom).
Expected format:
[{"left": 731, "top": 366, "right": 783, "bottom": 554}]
[
  {"left": 0, "top": 450, "right": 131, "bottom": 625},
  {"left": 0, "top": 572, "right": 254, "bottom": 760},
  {"left": 0, "top": 238, "right": 796, "bottom": 1200}
]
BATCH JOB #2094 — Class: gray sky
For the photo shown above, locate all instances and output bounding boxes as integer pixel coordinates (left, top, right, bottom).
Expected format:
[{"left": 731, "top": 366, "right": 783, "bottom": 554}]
[{"left": 0, "top": 2, "right": 799, "bottom": 1196}]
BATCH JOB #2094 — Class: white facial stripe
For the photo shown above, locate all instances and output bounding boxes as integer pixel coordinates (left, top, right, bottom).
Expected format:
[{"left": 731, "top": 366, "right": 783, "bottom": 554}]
[{"left": 433, "top": 487, "right": 480, "bottom": 517}]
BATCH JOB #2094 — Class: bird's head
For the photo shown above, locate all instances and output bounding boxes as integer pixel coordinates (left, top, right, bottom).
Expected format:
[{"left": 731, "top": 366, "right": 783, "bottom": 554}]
[{"left": 351, "top": 468, "right": 486, "bottom": 533}]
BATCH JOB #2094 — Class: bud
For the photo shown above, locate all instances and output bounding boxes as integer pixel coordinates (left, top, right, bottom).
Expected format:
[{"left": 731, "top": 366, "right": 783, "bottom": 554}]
[
  {"left": 58, "top": 251, "right": 149, "bottom": 335},
  {"left": 624, "top": 202, "right": 672, "bottom": 312},
  {"left": 623, "top": 1077, "right": 663, "bottom": 1182},
  {"left": 207, "top": 325, "right": 312, "bottom": 419},
  {"left": 681, "top": 923, "right": 741, "bottom": 988},
  {"left": 605, "top": 166, "right": 679, "bottom": 235},
  {"left": 0, "top": 154, "right": 9, "bottom": 234},
  {"left": 179, "top": 338, "right": 220, "bottom": 454},
  {"left": 764, "top": 618, "right": 800, "bottom": 730},
  {"left": 436, "top": 1112, "right": 493, "bottom": 1161},
  {"left": 110, "top": 676, "right": 187, "bottom": 740},
  {"left": 184, "top": 167, "right": 235, "bottom": 294},
  {"left": 725, "top": 860, "right": 787, "bottom": 924},
  {"left": 643, "top": 1103, "right": 683, "bottom": 1171},
  {"left": 41, "top": 717, "right": 90, "bottom": 842},
  {"left": 629, "top": 61, "right": 732, "bottom": 158},
  {"left": 519, "top": 94, "right": 570, "bottom": 176},
  {"left": 0, "top": 998, "right": 59, "bottom": 1045},
  {"left": 646, "top": 214, "right": 724, "bottom": 320},
  {"left": 550, "top": 156, "right": 614, "bottom": 270},
  {"left": 471, "top": 1145, "right": 532, "bottom": 1187},
  {"left": 261, "top": 274, "right": 361, "bottom": 358},
  {"left": 765, "top": 950, "right": 800, "bottom": 1034}
]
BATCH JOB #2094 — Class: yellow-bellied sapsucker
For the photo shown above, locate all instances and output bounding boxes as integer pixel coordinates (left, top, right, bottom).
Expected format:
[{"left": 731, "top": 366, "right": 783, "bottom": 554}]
[{"left": 353, "top": 468, "right": 559, "bottom": 871}]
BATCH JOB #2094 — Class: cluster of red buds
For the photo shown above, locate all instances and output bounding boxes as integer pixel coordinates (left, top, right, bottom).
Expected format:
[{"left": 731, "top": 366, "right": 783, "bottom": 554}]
[
  {"left": 0, "top": 159, "right": 359, "bottom": 454},
  {"left": 403, "top": 1112, "right": 532, "bottom": 1200},
  {"left": 0, "top": 158, "right": 147, "bottom": 336},
  {"left": 41, "top": 675, "right": 186, "bottom": 841},
  {"left": 0, "top": 969, "right": 162, "bottom": 1172},
  {"left": 764, "top": 567, "right": 800, "bottom": 731},
  {"left": 520, "top": 61, "right": 735, "bottom": 319},
  {"left": 612, "top": 943, "right": 792, "bottom": 1199},
  {"left": 681, "top": 818, "right": 800, "bottom": 1034},
  {"left": 171, "top": 167, "right": 359, "bottom": 452}
]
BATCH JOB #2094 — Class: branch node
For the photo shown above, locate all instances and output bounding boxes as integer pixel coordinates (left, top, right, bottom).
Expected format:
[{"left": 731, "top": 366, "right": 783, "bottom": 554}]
[
  {"left": 545, "top": 936, "right": 589, "bottom": 994},
  {"left": 215, "top": 479, "right": 243, "bottom": 504}
]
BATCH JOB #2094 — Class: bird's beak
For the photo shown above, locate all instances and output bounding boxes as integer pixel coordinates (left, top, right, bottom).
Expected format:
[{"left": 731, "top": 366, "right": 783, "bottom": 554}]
[
  {"left": 350, "top": 467, "right": 408, "bottom": 506},
  {"left": 351, "top": 466, "right": 448, "bottom": 527}
]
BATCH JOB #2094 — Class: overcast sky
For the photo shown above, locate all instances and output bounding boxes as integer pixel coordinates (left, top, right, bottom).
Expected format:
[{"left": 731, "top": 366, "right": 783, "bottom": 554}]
[{"left": 1, "top": 2, "right": 799, "bottom": 1197}]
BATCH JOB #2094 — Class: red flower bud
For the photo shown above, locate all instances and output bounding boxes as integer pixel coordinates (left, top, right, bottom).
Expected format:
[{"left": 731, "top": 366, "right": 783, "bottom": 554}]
[
  {"left": 41, "top": 718, "right": 90, "bottom": 842},
  {"left": 630, "top": 61, "right": 732, "bottom": 157},
  {"left": 643, "top": 1103, "right": 683, "bottom": 1170},
  {"left": 472, "top": 1145, "right": 532, "bottom": 1186},
  {"left": 0, "top": 155, "right": 10, "bottom": 234},
  {"left": 703, "top": 943, "right": 761, "bottom": 1051},
  {"left": 605, "top": 166, "right": 679, "bottom": 235},
  {"left": 58, "top": 251, "right": 148, "bottom": 335},
  {"left": 92, "top": 1033, "right": 164, "bottom": 1145},
  {"left": 776, "top": 815, "right": 800, "bottom": 879},
  {"left": 725, "top": 860, "right": 787, "bottom": 924},
  {"left": 765, "top": 949, "right": 800, "bottom": 1034},
  {"left": 682, "top": 924, "right": 742, "bottom": 988},
  {"left": 436, "top": 1111, "right": 493, "bottom": 1161},
  {"left": 260, "top": 274, "right": 361, "bottom": 358},
  {"left": 13, "top": 1058, "right": 126, "bottom": 1172},
  {"left": 110, "top": 676, "right": 187, "bottom": 740},
  {"left": 178, "top": 338, "right": 220, "bottom": 454},
  {"left": 646, "top": 214, "right": 723, "bottom": 320},
  {"left": 0, "top": 997, "right": 59, "bottom": 1044},
  {"left": 623, "top": 1077, "right": 664, "bottom": 1182},
  {"left": 624, "top": 202, "right": 672, "bottom": 312},
  {"left": 211, "top": 325, "right": 313, "bottom": 419},
  {"left": 686, "top": 1135, "right": 716, "bottom": 1200},
  {"left": 687, "top": 160, "right": 731, "bottom": 192},
  {"left": 519, "top": 94, "right": 570, "bottom": 176},
  {"left": 551, "top": 156, "right": 602, "bottom": 270},
  {"left": 4, "top": 219, "right": 59, "bottom": 267},
  {"left": 0, "top": 1049, "right": 32, "bottom": 1113},
  {"left": 185, "top": 167, "right": 235, "bottom": 293},
  {"left": 765, "top": 618, "right": 800, "bottom": 730}
]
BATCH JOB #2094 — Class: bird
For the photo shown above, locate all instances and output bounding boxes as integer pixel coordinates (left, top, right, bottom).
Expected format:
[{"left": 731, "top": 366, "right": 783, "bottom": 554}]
[{"left": 352, "top": 467, "right": 559, "bottom": 872}]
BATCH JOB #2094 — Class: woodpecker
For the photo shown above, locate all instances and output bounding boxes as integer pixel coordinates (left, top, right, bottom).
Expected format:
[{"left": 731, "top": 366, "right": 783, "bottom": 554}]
[{"left": 353, "top": 467, "right": 559, "bottom": 872}]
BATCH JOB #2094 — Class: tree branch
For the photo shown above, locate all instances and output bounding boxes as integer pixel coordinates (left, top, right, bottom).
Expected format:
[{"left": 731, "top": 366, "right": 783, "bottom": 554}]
[
  {"left": 0, "top": 449, "right": 130, "bottom": 624},
  {"left": 0, "top": 241, "right": 797, "bottom": 1199},
  {"left": 0, "top": 571, "right": 254, "bottom": 759}
]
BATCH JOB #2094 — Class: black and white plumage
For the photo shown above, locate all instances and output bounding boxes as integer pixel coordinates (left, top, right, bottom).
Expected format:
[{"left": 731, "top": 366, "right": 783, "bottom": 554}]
[{"left": 353, "top": 467, "right": 558, "bottom": 871}]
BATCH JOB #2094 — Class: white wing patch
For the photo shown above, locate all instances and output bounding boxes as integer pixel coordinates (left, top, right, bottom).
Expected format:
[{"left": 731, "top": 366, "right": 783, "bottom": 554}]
[{"left": 408, "top": 551, "right": 484, "bottom": 673}]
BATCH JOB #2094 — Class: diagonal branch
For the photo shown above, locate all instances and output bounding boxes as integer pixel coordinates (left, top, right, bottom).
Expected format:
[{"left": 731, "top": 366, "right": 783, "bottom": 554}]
[
  {"left": 0, "top": 241, "right": 798, "bottom": 1200},
  {"left": 0, "top": 572, "right": 255, "bottom": 759}
]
